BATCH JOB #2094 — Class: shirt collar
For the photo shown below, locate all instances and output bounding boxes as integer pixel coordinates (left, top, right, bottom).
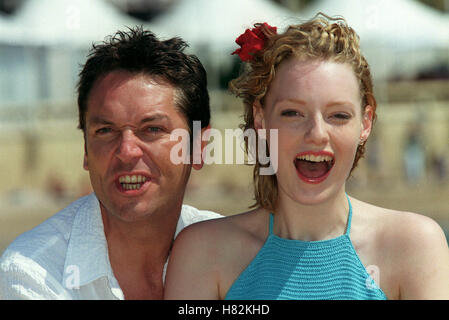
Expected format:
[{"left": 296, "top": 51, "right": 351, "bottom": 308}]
[
  {"left": 61, "top": 195, "right": 202, "bottom": 296},
  {"left": 62, "top": 193, "right": 120, "bottom": 294}
]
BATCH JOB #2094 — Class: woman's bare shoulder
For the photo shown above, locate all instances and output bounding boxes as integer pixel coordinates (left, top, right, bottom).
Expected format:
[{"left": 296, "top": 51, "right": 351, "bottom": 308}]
[
  {"left": 351, "top": 197, "right": 446, "bottom": 244},
  {"left": 350, "top": 197, "right": 449, "bottom": 298},
  {"left": 351, "top": 197, "right": 446, "bottom": 247},
  {"left": 165, "top": 208, "right": 270, "bottom": 299},
  {"left": 173, "top": 207, "right": 269, "bottom": 256}
]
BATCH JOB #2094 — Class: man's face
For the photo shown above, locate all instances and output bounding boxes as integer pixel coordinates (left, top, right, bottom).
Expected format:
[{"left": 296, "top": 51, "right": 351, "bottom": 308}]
[{"left": 83, "top": 71, "right": 193, "bottom": 222}]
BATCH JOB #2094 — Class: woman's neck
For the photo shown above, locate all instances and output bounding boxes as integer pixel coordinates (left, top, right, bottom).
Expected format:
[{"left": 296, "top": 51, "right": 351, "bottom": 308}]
[{"left": 273, "top": 190, "right": 350, "bottom": 241}]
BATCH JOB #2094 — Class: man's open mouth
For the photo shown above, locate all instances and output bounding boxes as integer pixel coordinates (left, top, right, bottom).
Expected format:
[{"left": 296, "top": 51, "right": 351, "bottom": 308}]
[
  {"left": 294, "top": 152, "right": 335, "bottom": 183},
  {"left": 118, "top": 174, "right": 149, "bottom": 191}
]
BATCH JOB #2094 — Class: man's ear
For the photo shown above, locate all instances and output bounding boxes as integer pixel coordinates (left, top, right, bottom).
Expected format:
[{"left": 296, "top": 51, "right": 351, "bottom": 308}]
[
  {"left": 360, "top": 105, "right": 374, "bottom": 143},
  {"left": 192, "top": 124, "right": 211, "bottom": 170},
  {"left": 253, "top": 100, "right": 265, "bottom": 130},
  {"left": 83, "top": 141, "right": 88, "bottom": 171}
]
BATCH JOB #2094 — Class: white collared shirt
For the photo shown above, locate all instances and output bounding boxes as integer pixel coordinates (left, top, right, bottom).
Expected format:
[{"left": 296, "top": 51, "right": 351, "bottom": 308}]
[{"left": 0, "top": 193, "right": 222, "bottom": 299}]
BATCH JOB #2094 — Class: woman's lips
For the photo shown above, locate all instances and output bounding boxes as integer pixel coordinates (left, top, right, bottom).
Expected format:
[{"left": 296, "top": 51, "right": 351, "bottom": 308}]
[{"left": 294, "top": 151, "right": 335, "bottom": 184}]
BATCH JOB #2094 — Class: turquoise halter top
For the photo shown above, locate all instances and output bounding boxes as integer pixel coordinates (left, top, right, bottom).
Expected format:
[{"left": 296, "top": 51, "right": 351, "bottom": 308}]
[{"left": 225, "top": 197, "right": 387, "bottom": 300}]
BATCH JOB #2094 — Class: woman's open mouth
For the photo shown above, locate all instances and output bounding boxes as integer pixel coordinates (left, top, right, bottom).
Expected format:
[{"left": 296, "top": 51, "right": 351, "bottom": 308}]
[{"left": 294, "top": 151, "right": 335, "bottom": 184}]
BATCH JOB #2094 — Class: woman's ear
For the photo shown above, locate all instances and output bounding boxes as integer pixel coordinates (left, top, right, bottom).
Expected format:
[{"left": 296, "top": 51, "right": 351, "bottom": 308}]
[
  {"left": 253, "top": 100, "right": 265, "bottom": 131},
  {"left": 192, "top": 124, "right": 211, "bottom": 170},
  {"left": 360, "top": 105, "right": 374, "bottom": 143}
]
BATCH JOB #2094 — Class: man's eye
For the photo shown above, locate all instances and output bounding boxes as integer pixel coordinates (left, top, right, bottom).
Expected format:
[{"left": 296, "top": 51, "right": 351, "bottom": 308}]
[
  {"left": 145, "top": 126, "right": 162, "bottom": 133},
  {"left": 96, "top": 127, "right": 112, "bottom": 135}
]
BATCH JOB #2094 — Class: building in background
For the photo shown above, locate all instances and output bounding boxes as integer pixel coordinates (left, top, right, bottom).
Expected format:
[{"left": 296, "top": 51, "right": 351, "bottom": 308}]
[
  {"left": 107, "top": 0, "right": 175, "bottom": 21},
  {"left": 0, "top": 0, "right": 448, "bottom": 253}
]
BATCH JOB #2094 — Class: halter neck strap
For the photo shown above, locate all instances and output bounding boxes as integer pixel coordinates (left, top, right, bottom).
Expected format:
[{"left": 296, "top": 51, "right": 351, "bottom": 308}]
[
  {"left": 268, "top": 194, "right": 353, "bottom": 237},
  {"left": 345, "top": 193, "right": 353, "bottom": 236},
  {"left": 269, "top": 212, "right": 274, "bottom": 235}
]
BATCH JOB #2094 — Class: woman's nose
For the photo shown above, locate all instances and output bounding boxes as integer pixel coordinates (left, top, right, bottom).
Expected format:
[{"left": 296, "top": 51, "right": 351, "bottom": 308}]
[{"left": 304, "top": 115, "right": 329, "bottom": 146}]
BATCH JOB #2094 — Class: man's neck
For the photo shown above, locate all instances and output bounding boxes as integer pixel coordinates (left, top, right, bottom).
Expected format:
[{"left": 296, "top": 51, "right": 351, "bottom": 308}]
[{"left": 101, "top": 207, "right": 180, "bottom": 299}]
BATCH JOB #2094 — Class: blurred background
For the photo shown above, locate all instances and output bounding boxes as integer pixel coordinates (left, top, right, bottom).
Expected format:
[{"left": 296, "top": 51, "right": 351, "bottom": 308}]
[{"left": 0, "top": 0, "right": 448, "bottom": 255}]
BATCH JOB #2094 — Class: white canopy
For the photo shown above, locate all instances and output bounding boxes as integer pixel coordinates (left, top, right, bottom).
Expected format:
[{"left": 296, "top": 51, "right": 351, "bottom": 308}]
[
  {"left": 149, "top": 0, "right": 295, "bottom": 54},
  {"left": 300, "top": 0, "right": 449, "bottom": 79},
  {"left": 9, "top": 0, "right": 143, "bottom": 47},
  {"left": 302, "top": 0, "right": 449, "bottom": 50},
  {"left": 0, "top": 13, "right": 24, "bottom": 44}
]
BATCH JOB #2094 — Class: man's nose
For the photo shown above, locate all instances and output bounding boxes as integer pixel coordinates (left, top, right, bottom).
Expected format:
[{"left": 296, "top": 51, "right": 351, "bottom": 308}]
[
  {"left": 115, "top": 130, "right": 144, "bottom": 163},
  {"left": 304, "top": 115, "right": 329, "bottom": 146}
]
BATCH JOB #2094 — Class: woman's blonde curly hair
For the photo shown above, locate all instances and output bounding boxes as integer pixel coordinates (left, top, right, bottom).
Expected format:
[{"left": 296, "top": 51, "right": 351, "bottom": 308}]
[{"left": 229, "top": 13, "right": 377, "bottom": 211}]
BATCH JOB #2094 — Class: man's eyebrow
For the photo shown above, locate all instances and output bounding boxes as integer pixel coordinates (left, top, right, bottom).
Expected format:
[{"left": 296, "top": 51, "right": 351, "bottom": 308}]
[
  {"left": 140, "top": 114, "right": 170, "bottom": 123},
  {"left": 88, "top": 116, "right": 114, "bottom": 126},
  {"left": 88, "top": 114, "right": 170, "bottom": 125}
]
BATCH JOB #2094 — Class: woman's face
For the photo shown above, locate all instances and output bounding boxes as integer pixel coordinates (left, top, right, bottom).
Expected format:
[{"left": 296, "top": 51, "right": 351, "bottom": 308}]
[{"left": 254, "top": 58, "right": 373, "bottom": 206}]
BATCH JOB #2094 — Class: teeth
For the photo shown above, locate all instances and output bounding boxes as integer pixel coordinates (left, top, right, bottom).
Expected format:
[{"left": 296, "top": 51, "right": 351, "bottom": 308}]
[
  {"left": 121, "top": 183, "right": 142, "bottom": 190},
  {"left": 119, "top": 175, "right": 148, "bottom": 184},
  {"left": 297, "top": 154, "right": 333, "bottom": 162},
  {"left": 119, "top": 174, "right": 148, "bottom": 192}
]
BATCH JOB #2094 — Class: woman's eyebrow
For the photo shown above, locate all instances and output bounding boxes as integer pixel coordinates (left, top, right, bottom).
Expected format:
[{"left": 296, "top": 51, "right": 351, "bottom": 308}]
[
  {"left": 325, "top": 101, "right": 356, "bottom": 108},
  {"left": 274, "top": 98, "right": 307, "bottom": 107}
]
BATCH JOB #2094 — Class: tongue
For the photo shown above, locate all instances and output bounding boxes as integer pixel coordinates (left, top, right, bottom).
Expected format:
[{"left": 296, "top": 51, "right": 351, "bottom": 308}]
[{"left": 296, "top": 160, "right": 329, "bottom": 178}]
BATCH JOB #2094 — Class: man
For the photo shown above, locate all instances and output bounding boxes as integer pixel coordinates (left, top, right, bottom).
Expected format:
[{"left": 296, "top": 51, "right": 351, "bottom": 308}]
[{"left": 0, "top": 27, "right": 221, "bottom": 299}]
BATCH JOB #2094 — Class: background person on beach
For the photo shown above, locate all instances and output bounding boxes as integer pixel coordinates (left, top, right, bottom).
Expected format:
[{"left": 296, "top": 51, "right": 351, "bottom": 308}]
[
  {"left": 164, "top": 14, "right": 449, "bottom": 300},
  {"left": 0, "top": 27, "right": 221, "bottom": 300}
]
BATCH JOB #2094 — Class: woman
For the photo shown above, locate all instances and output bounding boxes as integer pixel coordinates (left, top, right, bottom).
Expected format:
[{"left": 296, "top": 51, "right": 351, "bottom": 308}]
[{"left": 164, "top": 14, "right": 449, "bottom": 300}]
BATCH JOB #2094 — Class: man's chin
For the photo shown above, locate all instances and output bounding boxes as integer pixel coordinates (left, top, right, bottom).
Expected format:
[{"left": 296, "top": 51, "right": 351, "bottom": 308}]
[
  {"left": 97, "top": 189, "right": 184, "bottom": 225},
  {"left": 99, "top": 199, "right": 153, "bottom": 223}
]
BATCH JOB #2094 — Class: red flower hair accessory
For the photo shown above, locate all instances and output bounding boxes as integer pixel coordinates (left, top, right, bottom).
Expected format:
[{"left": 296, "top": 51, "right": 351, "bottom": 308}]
[{"left": 232, "top": 22, "right": 277, "bottom": 62}]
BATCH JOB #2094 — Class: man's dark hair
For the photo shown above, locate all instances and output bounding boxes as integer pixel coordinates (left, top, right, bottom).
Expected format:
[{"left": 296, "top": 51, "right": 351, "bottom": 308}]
[{"left": 77, "top": 26, "right": 210, "bottom": 136}]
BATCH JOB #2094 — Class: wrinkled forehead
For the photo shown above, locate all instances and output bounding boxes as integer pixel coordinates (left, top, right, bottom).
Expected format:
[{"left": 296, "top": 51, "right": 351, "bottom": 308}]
[
  {"left": 86, "top": 70, "right": 189, "bottom": 123},
  {"left": 88, "top": 71, "right": 173, "bottom": 99},
  {"left": 87, "top": 70, "right": 185, "bottom": 113}
]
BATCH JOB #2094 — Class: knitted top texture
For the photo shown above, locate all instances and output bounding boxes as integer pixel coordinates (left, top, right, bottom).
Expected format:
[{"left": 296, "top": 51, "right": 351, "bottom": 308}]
[{"left": 225, "top": 197, "right": 387, "bottom": 300}]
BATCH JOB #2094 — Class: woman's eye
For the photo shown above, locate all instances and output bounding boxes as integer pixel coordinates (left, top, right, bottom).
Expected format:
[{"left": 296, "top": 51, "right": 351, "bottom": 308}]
[
  {"left": 332, "top": 113, "right": 351, "bottom": 120},
  {"left": 281, "top": 110, "right": 301, "bottom": 117}
]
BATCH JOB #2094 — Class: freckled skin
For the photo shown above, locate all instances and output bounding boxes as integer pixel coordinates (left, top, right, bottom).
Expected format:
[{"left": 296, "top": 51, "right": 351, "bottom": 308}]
[
  {"left": 255, "top": 59, "right": 373, "bottom": 206},
  {"left": 164, "top": 59, "right": 449, "bottom": 301}
]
